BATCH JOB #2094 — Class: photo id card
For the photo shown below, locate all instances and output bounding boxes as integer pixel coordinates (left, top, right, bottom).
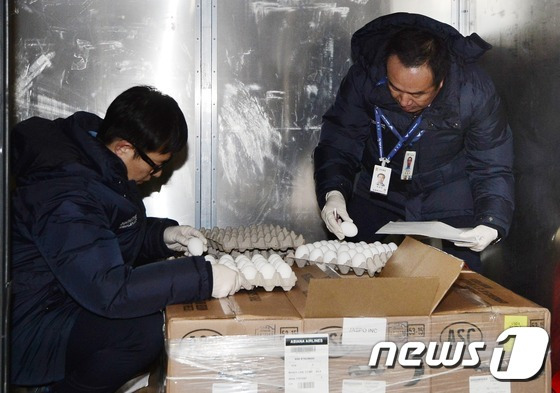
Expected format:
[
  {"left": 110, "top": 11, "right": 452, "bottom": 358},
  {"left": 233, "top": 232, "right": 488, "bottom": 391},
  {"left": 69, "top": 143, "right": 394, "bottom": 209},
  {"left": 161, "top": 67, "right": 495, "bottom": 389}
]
[
  {"left": 370, "top": 165, "right": 391, "bottom": 195},
  {"left": 401, "top": 151, "right": 416, "bottom": 181}
]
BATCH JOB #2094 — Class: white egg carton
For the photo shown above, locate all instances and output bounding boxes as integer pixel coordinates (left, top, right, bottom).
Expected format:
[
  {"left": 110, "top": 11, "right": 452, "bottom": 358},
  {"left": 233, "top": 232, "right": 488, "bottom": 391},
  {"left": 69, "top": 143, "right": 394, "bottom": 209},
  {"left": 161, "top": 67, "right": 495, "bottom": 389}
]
[
  {"left": 200, "top": 224, "right": 306, "bottom": 253},
  {"left": 205, "top": 252, "right": 297, "bottom": 292},
  {"left": 285, "top": 240, "right": 398, "bottom": 277}
]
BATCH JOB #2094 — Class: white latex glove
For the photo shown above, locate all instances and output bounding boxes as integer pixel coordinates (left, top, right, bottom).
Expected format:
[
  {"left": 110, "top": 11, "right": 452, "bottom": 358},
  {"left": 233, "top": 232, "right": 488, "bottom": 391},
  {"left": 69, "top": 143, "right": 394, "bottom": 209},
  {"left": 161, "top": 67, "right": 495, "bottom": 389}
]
[
  {"left": 163, "top": 225, "right": 208, "bottom": 255},
  {"left": 453, "top": 225, "right": 499, "bottom": 252},
  {"left": 321, "top": 190, "right": 353, "bottom": 240},
  {"left": 211, "top": 264, "right": 242, "bottom": 298}
]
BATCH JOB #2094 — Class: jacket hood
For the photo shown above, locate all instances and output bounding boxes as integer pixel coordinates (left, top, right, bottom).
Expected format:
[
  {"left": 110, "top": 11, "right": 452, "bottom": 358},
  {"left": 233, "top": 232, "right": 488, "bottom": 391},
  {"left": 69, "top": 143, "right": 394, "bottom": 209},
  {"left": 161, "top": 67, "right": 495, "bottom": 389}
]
[
  {"left": 351, "top": 13, "right": 492, "bottom": 67},
  {"left": 11, "top": 111, "right": 126, "bottom": 184}
]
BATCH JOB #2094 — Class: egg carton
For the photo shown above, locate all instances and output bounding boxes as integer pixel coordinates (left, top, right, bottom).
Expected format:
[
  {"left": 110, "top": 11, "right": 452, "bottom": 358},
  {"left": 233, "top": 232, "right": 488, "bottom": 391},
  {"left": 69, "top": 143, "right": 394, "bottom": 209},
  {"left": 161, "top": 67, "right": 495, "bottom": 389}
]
[
  {"left": 200, "top": 224, "right": 306, "bottom": 253},
  {"left": 284, "top": 240, "right": 398, "bottom": 277},
  {"left": 205, "top": 251, "right": 297, "bottom": 292}
]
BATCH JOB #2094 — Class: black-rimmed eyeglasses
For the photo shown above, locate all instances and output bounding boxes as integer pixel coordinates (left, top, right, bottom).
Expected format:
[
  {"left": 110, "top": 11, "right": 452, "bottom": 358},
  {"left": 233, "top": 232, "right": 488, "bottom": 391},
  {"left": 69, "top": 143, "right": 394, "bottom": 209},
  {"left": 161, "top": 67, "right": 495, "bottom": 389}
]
[{"left": 130, "top": 143, "right": 166, "bottom": 174}]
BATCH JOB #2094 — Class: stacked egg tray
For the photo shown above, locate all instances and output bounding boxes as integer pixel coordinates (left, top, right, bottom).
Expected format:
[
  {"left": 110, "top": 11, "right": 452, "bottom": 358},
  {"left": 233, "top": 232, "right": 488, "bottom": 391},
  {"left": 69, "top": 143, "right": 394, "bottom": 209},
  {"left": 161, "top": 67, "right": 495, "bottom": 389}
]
[
  {"left": 284, "top": 240, "right": 398, "bottom": 277},
  {"left": 200, "top": 224, "right": 306, "bottom": 253},
  {"left": 205, "top": 251, "right": 296, "bottom": 292}
]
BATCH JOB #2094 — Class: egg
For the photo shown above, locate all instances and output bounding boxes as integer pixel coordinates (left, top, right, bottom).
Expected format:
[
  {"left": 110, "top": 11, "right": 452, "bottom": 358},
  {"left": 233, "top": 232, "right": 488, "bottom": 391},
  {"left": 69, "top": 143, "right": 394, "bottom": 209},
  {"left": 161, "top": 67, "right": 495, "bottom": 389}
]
[
  {"left": 388, "top": 242, "right": 398, "bottom": 252},
  {"left": 187, "top": 237, "right": 204, "bottom": 256},
  {"left": 362, "top": 248, "right": 373, "bottom": 259},
  {"left": 309, "top": 248, "right": 324, "bottom": 262},
  {"left": 253, "top": 259, "right": 268, "bottom": 270},
  {"left": 221, "top": 260, "right": 238, "bottom": 271},
  {"left": 268, "top": 254, "right": 284, "bottom": 265},
  {"left": 251, "top": 254, "right": 268, "bottom": 264},
  {"left": 258, "top": 264, "right": 276, "bottom": 280},
  {"left": 351, "top": 253, "right": 366, "bottom": 267},
  {"left": 235, "top": 254, "right": 249, "bottom": 264},
  {"left": 219, "top": 254, "right": 234, "bottom": 264},
  {"left": 275, "top": 263, "right": 293, "bottom": 279},
  {"left": 337, "top": 251, "right": 351, "bottom": 265},
  {"left": 323, "top": 250, "right": 338, "bottom": 264},
  {"left": 236, "top": 258, "right": 252, "bottom": 270},
  {"left": 241, "top": 265, "right": 258, "bottom": 280},
  {"left": 337, "top": 244, "right": 350, "bottom": 253},
  {"left": 269, "top": 258, "right": 285, "bottom": 269},
  {"left": 294, "top": 245, "right": 309, "bottom": 259},
  {"left": 340, "top": 221, "right": 358, "bottom": 237},
  {"left": 374, "top": 244, "right": 386, "bottom": 255}
]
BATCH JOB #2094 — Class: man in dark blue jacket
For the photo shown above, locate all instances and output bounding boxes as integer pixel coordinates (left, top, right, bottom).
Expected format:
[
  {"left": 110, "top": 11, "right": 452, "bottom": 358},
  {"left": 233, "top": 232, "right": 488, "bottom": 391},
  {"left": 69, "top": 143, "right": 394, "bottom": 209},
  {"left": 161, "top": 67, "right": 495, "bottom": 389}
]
[
  {"left": 314, "top": 13, "right": 514, "bottom": 271},
  {"left": 10, "top": 86, "right": 241, "bottom": 392}
]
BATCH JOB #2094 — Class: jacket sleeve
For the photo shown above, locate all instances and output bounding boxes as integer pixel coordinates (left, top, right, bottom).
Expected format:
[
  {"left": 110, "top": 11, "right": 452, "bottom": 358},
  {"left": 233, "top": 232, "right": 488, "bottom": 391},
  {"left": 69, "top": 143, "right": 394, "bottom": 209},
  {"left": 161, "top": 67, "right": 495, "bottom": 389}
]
[
  {"left": 462, "top": 67, "right": 515, "bottom": 237},
  {"left": 33, "top": 193, "right": 213, "bottom": 319},
  {"left": 138, "top": 217, "right": 178, "bottom": 261},
  {"left": 314, "top": 64, "right": 374, "bottom": 208}
]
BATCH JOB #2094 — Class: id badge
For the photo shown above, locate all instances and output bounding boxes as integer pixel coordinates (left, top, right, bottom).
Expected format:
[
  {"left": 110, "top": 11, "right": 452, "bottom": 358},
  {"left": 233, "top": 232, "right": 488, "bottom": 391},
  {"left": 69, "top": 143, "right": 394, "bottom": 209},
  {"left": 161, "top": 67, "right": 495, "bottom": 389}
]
[
  {"left": 401, "top": 151, "right": 416, "bottom": 180},
  {"left": 370, "top": 165, "right": 391, "bottom": 195}
]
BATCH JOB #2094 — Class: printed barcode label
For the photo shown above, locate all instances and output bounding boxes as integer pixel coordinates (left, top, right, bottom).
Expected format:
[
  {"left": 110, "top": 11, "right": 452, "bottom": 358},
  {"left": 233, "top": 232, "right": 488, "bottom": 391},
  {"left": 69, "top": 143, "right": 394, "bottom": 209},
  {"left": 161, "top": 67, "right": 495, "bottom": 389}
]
[
  {"left": 290, "top": 346, "right": 317, "bottom": 353},
  {"left": 284, "top": 334, "right": 329, "bottom": 392}
]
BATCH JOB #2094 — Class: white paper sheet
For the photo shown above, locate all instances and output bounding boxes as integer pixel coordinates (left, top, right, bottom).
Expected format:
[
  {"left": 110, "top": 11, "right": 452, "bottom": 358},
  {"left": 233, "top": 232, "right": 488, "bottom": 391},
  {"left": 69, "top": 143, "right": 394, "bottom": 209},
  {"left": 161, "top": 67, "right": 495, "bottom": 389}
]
[{"left": 375, "top": 221, "right": 477, "bottom": 242}]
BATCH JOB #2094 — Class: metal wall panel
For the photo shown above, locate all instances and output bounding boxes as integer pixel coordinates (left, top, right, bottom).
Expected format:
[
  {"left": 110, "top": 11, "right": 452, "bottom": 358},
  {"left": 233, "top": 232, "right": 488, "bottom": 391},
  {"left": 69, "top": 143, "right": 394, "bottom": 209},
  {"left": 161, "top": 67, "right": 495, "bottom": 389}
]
[
  {"left": 2, "top": 0, "right": 8, "bottom": 389},
  {"left": 214, "top": 0, "right": 454, "bottom": 241},
  {"left": 9, "top": 0, "right": 200, "bottom": 226},
  {"left": 469, "top": 0, "right": 560, "bottom": 308}
]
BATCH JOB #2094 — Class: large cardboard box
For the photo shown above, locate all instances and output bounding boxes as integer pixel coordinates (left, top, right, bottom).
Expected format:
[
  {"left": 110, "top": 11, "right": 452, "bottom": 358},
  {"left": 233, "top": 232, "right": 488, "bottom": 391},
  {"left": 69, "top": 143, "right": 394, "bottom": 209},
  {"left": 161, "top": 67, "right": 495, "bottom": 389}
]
[
  {"left": 428, "top": 271, "right": 551, "bottom": 392},
  {"left": 285, "top": 237, "right": 550, "bottom": 392},
  {"left": 165, "top": 237, "right": 551, "bottom": 392}
]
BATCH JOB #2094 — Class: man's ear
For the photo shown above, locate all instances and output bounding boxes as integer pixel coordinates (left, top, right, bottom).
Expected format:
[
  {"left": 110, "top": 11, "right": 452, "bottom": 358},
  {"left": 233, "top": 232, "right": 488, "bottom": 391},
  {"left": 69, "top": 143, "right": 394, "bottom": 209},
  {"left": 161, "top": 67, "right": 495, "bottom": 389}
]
[{"left": 109, "top": 139, "right": 134, "bottom": 159}]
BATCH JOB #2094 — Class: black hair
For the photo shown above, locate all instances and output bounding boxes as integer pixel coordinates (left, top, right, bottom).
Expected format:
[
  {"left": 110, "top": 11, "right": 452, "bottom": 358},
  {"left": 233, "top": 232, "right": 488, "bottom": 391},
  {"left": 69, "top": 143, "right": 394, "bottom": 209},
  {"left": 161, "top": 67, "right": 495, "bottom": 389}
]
[
  {"left": 385, "top": 28, "right": 450, "bottom": 87},
  {"left": 97, "top": 85, "right": 187, "bottom": 154}
]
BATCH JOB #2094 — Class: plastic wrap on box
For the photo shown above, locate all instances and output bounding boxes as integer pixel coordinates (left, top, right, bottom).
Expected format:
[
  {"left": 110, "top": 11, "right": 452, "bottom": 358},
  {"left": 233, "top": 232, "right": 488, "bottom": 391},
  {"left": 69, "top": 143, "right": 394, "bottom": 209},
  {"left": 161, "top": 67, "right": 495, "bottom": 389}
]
[
  {"left": 166, "top": 335, "right": 286, "bottom": 392},
  {"left": 165, "top": 335, "right": 432, "bottom": 393},
  {"left": 165, "top": 332, "right": 551, "bottom": 393}
]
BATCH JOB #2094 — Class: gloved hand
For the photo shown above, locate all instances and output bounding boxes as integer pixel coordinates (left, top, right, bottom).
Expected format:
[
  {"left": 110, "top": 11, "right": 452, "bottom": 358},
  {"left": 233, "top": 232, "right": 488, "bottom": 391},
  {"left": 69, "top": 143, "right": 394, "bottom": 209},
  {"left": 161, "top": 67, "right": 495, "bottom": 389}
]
[
  {"left": 453, "top": 225, "right": 499, "bottom": 252},
  {"left": 211, "top": 264, "right": 242, "bottom": 298},
  {"left": 163, "top": 225, "right": 208, "bottom": 255},
  {"left": 321, "top": 190, "right": 353, "bottom": 240}
]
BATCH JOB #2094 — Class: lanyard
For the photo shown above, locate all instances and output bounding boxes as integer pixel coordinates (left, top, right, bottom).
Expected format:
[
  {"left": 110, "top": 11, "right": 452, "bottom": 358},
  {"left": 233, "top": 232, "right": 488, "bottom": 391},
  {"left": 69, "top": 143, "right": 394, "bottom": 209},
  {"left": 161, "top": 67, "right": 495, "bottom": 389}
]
[{"left": 374, "top": 106, "right": 425, "bottom": 166}]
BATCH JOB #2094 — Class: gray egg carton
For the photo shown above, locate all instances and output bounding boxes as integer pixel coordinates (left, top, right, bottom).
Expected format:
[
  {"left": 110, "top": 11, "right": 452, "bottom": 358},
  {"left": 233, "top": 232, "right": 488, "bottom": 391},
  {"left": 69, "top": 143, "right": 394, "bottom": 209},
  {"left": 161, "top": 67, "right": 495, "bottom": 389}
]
[
  {"left": 200, "top": 224, "right": 305, "bottom": 253},
  {"left": 284, "top": 240, "right": 397, "bottom": 277},
  {"left": 206, "top": 251, "right": 297, "bottom": 292}
]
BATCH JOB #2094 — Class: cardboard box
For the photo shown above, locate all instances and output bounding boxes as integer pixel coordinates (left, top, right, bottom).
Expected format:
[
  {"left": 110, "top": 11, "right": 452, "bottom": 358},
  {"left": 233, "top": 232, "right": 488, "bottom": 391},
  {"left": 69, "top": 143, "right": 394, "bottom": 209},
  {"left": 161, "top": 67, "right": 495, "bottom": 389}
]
[
  {"left": 165, "top": 237, "right": 551, "bottom": 392},
  {"left": 428, "top": 272, "right": 551, "bottom": 392},
  {"left": 285, "top": 237, "right": 550, "bottom": 392}
]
